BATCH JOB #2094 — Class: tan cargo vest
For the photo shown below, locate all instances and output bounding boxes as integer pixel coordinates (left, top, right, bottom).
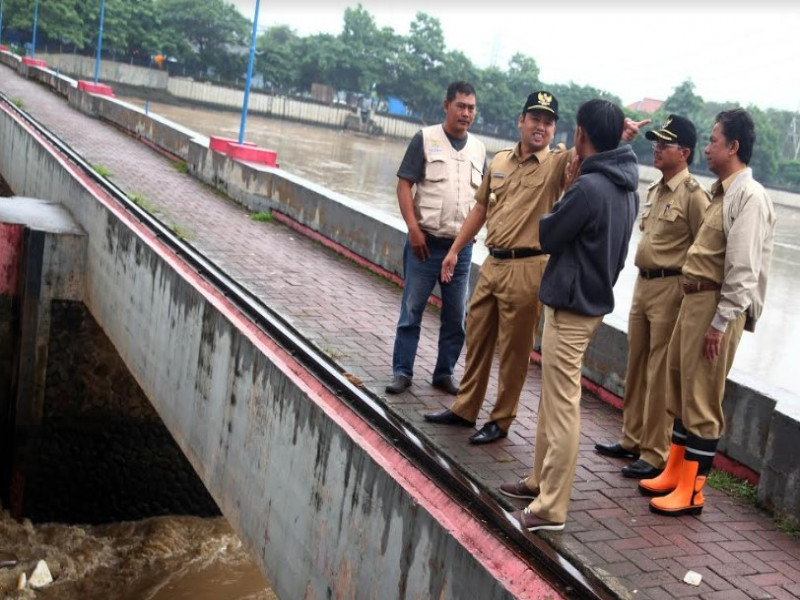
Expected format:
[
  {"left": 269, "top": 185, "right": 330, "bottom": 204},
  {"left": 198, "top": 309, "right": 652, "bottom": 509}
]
[{"left": 414, "top": 124, "right": 486, "bottom": 238}]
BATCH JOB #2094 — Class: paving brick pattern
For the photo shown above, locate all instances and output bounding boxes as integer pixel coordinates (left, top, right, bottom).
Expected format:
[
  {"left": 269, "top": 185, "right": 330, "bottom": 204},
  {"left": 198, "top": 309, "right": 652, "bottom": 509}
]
[{"left": 3, "top": 69, "right": 799, "bottom": 599}]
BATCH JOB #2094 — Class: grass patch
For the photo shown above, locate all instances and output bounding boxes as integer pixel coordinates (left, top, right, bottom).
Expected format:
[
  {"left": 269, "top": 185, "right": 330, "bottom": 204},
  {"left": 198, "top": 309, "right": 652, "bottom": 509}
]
[
  {"left": 93, "top": 164, "right": 113, "bottom": 178},
  {"left": 11, "top": 97, "right": 24, "bottom": 109},
  {"left": 127, "top": 192, "right": 159, "bottom": 214},
  {"left": 171, "top": 161, "right": 188, "bottom": 174},
  {"left": 250, "top": 211, "right": 273, "bottom": 222},
  {"left": 170, "top": 224, "right": 194, "bottom": 241},
  {"left": 776, "top": 515, "right": 800, "bottom": 538},
  {"left": 706, "top": 469, "right": 758, "bottom": 504}
]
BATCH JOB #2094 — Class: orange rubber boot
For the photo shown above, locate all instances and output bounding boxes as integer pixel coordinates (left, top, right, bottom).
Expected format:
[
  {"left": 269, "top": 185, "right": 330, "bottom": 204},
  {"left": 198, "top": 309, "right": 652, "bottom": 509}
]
[
  {"left": 639, "top": 443, "right": 685, "bottom": 496},
  {"left": 639, "top": 419, "right": 687, "bottom": 497},
  {"left": 649, "top": 433, "right": 717, "bottom": 517},
  {"left": 649, "top": 459, "right": 704, "bottom": 516}
]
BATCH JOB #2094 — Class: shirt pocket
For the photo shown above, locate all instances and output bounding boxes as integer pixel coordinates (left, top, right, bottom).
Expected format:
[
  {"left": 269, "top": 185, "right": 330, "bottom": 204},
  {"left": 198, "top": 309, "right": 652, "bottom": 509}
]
[{"left": 694, "top": 211, "right": 725, "bottom": 250}]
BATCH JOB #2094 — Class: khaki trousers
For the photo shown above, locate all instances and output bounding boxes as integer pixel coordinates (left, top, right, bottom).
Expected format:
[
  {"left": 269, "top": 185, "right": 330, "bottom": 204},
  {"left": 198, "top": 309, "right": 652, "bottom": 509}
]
[
  {"left": 450, "top": 255, "right": 547, "bottom": 430},
  {"left": 666, "top": 291, "right": 745, "bottom": 438},
  {"left": 619, "top": 276, "right": 683, "bottom": 468},
  {"left": 525, "top": 307, "right": 602, "bottom": 523}
]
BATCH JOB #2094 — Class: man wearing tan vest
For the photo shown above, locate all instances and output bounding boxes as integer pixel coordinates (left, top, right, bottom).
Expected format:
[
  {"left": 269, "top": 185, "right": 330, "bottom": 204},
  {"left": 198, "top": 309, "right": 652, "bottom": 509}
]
[
  {"left": 422, "top": 91, "right": 572, "bottom": 444},
  {"left": 595, "top": 115, "right": 710, "bottom": 479},
  {"left": 386, "top": 81, "right": 486, "bottom": 397},
  {"left": 640, "top": 108, "right": 776, "bottom": 516}
]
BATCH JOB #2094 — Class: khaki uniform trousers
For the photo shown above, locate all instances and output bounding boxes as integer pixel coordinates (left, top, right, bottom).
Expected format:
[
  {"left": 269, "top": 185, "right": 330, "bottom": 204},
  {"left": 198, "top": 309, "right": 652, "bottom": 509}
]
[
  {"left": 450, "top": 255, "right": 547, "bottom": 430},
  {"left": 524, "top": 307, "right": 602, "bottom": 523},
  {"left": 666, "top": 291, "right": 745, "bottom": 438},
  {"left": 619, "top": 276, "right": 684, "bottom": 468}
]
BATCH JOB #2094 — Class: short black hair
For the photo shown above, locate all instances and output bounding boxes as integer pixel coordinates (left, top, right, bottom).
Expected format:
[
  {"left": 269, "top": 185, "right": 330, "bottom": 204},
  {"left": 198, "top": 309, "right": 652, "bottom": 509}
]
[
  {"left": 576, "top": 99, "right": 624, "bottom": 153},
  {"left": 446, "top": 81, "right": 476, "bottom": 102},
  {"left": 716, "top": 108, "right": 756, "bottom": 165}
]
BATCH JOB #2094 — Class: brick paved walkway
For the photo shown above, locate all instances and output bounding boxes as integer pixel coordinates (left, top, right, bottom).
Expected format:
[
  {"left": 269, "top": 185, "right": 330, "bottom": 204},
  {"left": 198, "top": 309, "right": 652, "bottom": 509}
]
[{"left": 3, "top": 68, "right": 799, "bottom": 600}]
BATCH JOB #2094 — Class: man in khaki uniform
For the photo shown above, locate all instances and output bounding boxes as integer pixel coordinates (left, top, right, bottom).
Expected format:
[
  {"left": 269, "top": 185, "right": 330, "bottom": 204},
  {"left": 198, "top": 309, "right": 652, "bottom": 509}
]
[
  {"left": 423, "top": 91, "right": 571, "bottom": 444},
  {"left": 640, "top": 108, "right": 776, "bottom": 516},
  {"left": 595, "top": 115, "right": 710, "bottom": 479}
]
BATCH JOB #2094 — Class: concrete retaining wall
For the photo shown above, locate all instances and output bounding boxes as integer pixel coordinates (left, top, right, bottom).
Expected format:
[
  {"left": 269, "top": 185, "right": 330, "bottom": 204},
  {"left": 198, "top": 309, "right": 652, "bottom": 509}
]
[
  {"left": 0, "top": 65, "right": 555, "bottom": 599},
  {"left": 30, "top": 52, "right": 516, "bottom": 152},
  {"left": 3, "top": 55, "right": 799, "bottom": 522}
]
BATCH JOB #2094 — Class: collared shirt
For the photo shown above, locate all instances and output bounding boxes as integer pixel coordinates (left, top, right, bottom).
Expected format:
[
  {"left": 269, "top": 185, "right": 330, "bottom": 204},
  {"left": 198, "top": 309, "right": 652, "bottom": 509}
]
[
  {"left": 635, "top": 168, "right": 710, "bottom": 270},
  {"left": 684, "top": 168, "right": 776, "bottom": 332},
  {"left": 475, "top": 143, "right": 570, "bottom": 249}
]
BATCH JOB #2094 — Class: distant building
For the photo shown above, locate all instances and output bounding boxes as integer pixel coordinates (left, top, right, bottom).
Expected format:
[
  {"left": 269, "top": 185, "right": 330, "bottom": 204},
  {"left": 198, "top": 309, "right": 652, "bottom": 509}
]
[{"left": 626, "top": 98, "right": 663, "bottom": 114}]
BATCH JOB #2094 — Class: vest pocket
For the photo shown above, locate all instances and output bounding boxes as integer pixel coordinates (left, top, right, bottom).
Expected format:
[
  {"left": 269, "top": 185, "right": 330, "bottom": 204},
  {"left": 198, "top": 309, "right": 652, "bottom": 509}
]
[{"left": 425, "top": 159, "right": 447, "bottom": 182}]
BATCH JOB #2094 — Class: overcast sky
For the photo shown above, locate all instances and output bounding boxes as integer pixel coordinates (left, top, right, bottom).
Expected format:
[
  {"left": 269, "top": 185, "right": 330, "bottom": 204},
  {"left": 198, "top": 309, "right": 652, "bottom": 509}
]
[{"left": 230, "top": 1, "right": 800, "bottom": 113}]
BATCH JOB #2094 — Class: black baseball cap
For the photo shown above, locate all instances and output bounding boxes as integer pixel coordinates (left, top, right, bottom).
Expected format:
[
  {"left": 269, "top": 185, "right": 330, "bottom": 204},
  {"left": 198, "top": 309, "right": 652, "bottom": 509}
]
[
  {"left": 523, "top": 91, "right": 559, "bottom": 120},
  {"left": 645, "top": 114, "right": 697, "bottom": 150}
]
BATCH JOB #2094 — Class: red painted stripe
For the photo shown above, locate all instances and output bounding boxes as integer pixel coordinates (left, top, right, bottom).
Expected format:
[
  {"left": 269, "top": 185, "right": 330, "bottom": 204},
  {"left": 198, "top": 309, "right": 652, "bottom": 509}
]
[{"left": 0, "top": 223, "right": 23, "bottom": 295}]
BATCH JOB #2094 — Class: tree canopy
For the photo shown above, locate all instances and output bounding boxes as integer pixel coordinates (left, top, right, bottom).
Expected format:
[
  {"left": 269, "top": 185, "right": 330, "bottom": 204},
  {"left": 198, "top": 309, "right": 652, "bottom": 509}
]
[{"left": 3, "top": 0, "right": 798, "bottom": 188}]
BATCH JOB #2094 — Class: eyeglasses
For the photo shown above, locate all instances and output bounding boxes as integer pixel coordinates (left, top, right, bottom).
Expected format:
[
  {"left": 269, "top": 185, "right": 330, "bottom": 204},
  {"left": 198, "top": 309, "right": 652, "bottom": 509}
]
[{"left": 652, "top": 141, "right": 682, "bottom": 151}]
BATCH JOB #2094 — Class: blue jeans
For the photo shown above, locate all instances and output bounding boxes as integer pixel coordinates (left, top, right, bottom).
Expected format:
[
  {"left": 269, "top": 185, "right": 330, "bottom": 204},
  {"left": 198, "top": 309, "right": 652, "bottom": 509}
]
[{"left": 391, "top": 236, "right": 472, "bottom": 381}]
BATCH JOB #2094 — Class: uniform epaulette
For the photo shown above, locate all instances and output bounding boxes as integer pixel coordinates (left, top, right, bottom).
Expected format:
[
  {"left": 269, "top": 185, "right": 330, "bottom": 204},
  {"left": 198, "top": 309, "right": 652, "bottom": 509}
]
[
  {"left": 684, "top": 177, "right": 699, "bottom": 192},
  {"left": 553, "top": 142, "right": 567, "bottom": 153},
  {"left": 647, "top": 180, "right": 659, "bottom": 190}
]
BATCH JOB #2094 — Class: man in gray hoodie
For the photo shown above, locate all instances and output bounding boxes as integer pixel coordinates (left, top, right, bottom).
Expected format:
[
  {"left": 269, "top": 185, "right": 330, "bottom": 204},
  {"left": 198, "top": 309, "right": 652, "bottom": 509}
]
[{"left": 500, "top": 99, "right": 639, "bottom": 531}]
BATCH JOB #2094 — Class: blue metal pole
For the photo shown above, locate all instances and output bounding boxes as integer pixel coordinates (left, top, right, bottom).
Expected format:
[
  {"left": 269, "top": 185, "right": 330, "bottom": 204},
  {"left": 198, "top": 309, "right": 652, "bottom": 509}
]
[
  {"left": 31, "top": 0, "right": 39, "bottom": 57},
  {"left": 238, "top": 0, "right": 261, "bottom": 144},
  {"left": 0, "top": 0, "right": 5, "bottom": 47},
  {"left": 94, "top": 0, "right": 106, "bottom": 84}
]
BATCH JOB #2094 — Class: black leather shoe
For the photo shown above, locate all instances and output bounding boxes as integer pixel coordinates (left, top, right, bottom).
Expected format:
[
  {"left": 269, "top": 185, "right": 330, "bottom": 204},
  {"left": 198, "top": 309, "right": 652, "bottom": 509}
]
[
  {"left": 621, "top": 459, "right": 663, "bottom": 479},
  {"left": 469, "top": 422, "right": 508, "bottom": 445},
  {"left": 385, "top": 375, "right": 412, "bottom": 394},
  {"left": 594, "top": 442, "right": 639, "bottom": 460},
  {"left": 432, "top": 376, "right": 459, "bottom": 395},
  {"left": 423, "top": 409, "right": 475, "bottom": 427}
]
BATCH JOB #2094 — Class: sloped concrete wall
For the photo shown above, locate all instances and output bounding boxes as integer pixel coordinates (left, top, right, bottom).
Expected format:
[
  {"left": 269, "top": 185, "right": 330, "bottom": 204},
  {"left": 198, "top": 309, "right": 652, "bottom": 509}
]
[{"left": 0, "top": 79, "right": 555, "bottom": 600}]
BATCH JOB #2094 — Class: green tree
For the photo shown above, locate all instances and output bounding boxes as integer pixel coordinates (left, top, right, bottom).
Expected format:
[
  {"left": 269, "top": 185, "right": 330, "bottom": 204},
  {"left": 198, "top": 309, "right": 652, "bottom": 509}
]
[
  {"left": 663, "top": 79, "right": 704, "bottom": 123},
  {"left": 505, "top": 53, "right": 540, "bottom": 101},
  {"left": 256, "top": 25, "right": 301, "bottom": 92},
  {"left": 156, "top": 0, "right": 250, "bottom": 77},
  {"left": 4, "top": 0, "right": 85, "bottom": 50},
  {"left": 394, "top": 12, "right": 447, "bottom": 120}
]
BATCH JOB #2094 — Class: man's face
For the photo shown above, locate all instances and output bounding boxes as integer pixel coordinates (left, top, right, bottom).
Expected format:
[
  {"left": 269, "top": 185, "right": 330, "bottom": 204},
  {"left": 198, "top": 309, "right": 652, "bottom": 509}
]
[
  {"left": 443, "top": 93, "right": 477, "bottom": 137},
  {"left": 704, "top": 122, "right": 732, "bottom": 176},
  {"left": 652, "top": 139, "right": 685, "bottom": 173},
  {"left": 519, "top": 111, "right": 556, "bottom": 153}
]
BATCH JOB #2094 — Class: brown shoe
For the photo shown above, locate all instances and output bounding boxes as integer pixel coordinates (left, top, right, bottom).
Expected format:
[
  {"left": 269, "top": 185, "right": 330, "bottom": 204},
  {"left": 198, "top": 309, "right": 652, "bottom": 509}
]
[
  {"left": 517, "top": 508, "right": 565, "bottom": 532},
  {"left": 499, "top": 479, "right": 538, "bottom": 500}
]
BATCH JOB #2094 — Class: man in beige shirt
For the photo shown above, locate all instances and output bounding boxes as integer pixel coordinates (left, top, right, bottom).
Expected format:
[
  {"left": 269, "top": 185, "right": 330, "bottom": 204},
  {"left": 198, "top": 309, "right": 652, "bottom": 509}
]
[
  {"left": 640, "top": 108, "right": 776, "bottom": 516},
  {"left": 595, "top": 115, "right": 710, "bottom": 479}
]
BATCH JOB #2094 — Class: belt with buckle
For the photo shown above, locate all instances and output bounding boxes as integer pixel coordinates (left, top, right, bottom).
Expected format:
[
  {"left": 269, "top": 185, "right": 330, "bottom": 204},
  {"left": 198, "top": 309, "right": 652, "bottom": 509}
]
[
  {"left": 639, "top": 268, "right": 683, "bottom": 279},
  {"left": 682, "top": 280, "right": 722, "bottom": 294},
  {"left": 488, "top": 248, "right": 544, "bottom": 259}
]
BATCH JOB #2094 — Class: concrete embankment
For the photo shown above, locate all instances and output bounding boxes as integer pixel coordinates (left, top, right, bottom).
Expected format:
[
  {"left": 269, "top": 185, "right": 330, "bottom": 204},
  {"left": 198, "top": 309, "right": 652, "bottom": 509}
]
[
  {"left": 3, "top": 48, "right": 798, "bottom": 524},
  {"left": 1, "top": 52, "right": 566, "bottom": 599}
]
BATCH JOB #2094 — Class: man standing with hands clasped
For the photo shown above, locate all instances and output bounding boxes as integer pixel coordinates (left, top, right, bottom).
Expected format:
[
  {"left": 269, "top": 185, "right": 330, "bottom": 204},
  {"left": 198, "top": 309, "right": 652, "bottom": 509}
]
[
  {"left": 500, "top": 99, "right": 639, "bottom": 531},
  {"left": 595, "top": 115, "right": 710, "bottom": 479},
  {"left": 639, "top": 108, "right": 776, "bottom": 516},
  {"left": 386, "top": 81, "right": 486, "bottom": 397}
]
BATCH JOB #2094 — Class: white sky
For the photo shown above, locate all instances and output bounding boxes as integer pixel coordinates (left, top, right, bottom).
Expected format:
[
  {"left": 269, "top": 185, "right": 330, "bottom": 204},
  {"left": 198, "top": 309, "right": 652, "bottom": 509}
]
[{"left": 230, "top": 1, "right": 800, "bottom": 113}]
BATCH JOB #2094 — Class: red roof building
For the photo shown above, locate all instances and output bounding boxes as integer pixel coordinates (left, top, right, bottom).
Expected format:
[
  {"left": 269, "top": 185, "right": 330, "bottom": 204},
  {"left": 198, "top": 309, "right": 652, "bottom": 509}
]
[{"left": 626, "top": 98, "right": 663, "bottom": 114}]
